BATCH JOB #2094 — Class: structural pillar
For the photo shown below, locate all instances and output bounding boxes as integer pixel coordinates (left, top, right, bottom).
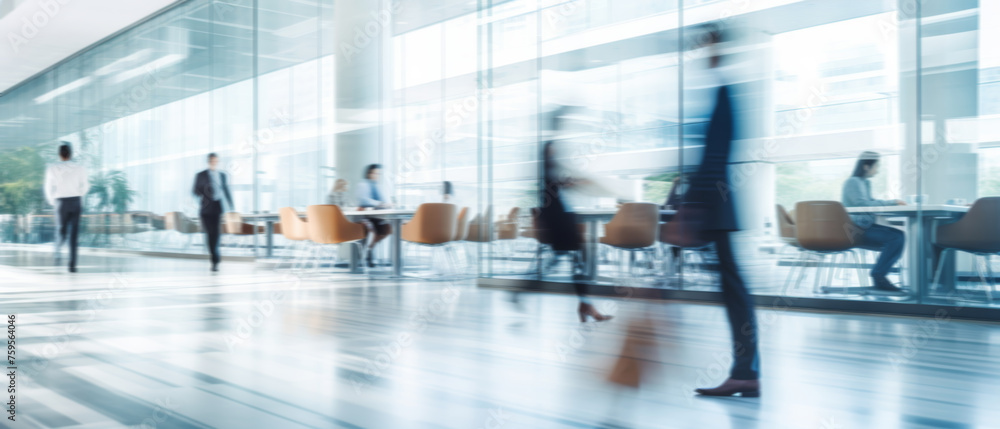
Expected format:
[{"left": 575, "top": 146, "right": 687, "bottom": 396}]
[{"left": 333, "top": 0, "right": 397, "bottom": 188}]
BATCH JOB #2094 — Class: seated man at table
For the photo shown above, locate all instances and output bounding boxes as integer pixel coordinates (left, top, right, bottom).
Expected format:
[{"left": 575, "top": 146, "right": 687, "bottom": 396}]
[
  {"left": 356, "top": 164, "right": 392, "bottom": 267},
  {"left": 842, "top": 151, "right": 906, "bottom": 293}
]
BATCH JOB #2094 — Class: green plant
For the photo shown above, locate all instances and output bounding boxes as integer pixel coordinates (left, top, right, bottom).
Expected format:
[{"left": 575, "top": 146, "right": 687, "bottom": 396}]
[
  {"left": 643, "top": 171, "right": 679, "bottom": 204},
  {"left": 88, "top": 170, "right": 137, "bottom": 213},
  {"left": 0, "top": 146, "right": 47, "bottom": 215}
]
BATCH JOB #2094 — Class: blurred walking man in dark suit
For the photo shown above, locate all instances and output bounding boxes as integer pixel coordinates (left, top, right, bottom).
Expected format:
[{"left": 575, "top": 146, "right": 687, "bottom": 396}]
[
  {"left": 684, "top": 24, "right": 761, "bottom": 397},
  {"left": 193, "top": 153, "right": 233, "bottom": 272}
]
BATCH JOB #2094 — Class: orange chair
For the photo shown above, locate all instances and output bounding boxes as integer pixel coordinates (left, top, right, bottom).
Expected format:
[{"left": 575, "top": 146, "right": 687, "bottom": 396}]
[
  {"left": 453, "top": 207, "right": 470, "bottom": 242},
  {"left": 401, "top": 203, "right": 458, "bottom": 276},
  {"left": 775, "top": 204, "right": 798, "bottom": 247},
  {"left": 224, "top": 212, "right": 265, "bottom": 235},
  {"left": 793, "top": 201, "right": 871, "bottom": 294},
  {"left": 775, "top": 204, "right": 807, "bottom": 291},
  {"left": 933, "top": 197, "right": 1000, "bottom": 303},
  {"left": 306, "top": 205, "right": 369, "bottom": 274},
  {"left": 278, "top": 207, "right": 310, "bottom": 270},
  {"left": 518, "top": 207, "right": 589, "bottom": 276},
  {"left": 223, "top": 212, "right": 265, "bottom": 251},
  {"left": 402, "top": 203, "right": 457, "bottom": 245},
  {"left": 450, "top": 207, "right": 472, "bottom": 269},
  {"left": 497, "top": 207, "right": 520, "bottom": 240},
  {"left": 465, "top": 206, "right": 493, "bottom": 243},
  {"left": 165, "top": 212, "right": 202, "bottom": 250},
  {"left": 279, "top": 207, "right": 309, "bottom": 241},
  {"left": 600, "top": 203, "right": 660, "bottom": 279}
]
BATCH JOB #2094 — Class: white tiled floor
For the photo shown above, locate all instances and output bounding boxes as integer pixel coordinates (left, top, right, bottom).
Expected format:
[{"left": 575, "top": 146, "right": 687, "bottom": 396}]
[{"left": 2, "top": 246, "right": 999, "bottom": 428}]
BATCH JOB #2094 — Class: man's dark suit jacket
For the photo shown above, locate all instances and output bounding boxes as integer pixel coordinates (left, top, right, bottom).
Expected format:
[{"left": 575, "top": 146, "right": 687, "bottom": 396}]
[
  {"left": 685, "top": 85, "right": 738, "bottom": 232},
  {"left": 193, "top": 170, "right": 234, "bottom": 215}
]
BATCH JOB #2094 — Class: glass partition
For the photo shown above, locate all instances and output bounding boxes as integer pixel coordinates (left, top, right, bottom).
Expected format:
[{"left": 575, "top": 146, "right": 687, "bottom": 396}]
[{"left": 0, "top": 0, "right": 997, "bottom": 311}]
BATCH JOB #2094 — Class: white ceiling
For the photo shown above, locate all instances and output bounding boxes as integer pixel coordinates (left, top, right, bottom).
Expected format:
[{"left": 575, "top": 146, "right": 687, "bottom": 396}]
[{"left": 0, "top": 0, "right": 183, "bottom": 95}]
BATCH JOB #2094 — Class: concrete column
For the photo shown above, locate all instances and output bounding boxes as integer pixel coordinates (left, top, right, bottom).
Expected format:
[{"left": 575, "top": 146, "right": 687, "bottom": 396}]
[{"left": 333, "top": 0, "right": 398, "bottom": 190}]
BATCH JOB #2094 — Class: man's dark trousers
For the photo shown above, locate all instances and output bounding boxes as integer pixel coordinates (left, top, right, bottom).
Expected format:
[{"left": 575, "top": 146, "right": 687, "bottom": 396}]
[
  {"left": 201, "top": 200, "right": 223, "bottom": 266},
  {"left": 55, "top": 196, "right": 82, "bottom": 270}
]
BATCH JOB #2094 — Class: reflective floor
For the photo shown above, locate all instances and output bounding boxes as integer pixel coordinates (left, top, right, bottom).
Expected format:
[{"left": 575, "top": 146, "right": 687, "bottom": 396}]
[{"left": 2, "top": 246, "right": 999, "bottom": 428}]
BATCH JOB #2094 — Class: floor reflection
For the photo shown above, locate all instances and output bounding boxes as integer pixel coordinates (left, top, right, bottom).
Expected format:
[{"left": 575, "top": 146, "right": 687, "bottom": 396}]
[{"left": 1, "top": 247, "right": 997, "bottom": 428}]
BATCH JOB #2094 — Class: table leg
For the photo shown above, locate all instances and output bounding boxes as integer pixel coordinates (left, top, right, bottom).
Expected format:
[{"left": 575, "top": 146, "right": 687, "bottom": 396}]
[
  {"left": 392, "top": 218, "right": 404, "bottom": 277},
  {"left": 586, "top": 220, "right": 599, "bottom": 281},
  {"left": 265, "top": 220, "right": 274, "bottom": 258},
  {"left": 925, "top": 216, "right": 959, "bottom": 300},
  {"left": 905, "top": 215, "right": 921, "bottom": 299},
  {"left": 350, "top": 243, "right": 361, "bottom": 274}
]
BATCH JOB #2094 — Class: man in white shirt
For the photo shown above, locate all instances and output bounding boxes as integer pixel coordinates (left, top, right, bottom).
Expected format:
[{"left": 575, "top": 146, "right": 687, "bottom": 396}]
[{"left": 45, "top": 143, "right": 90, "bottom": 273}]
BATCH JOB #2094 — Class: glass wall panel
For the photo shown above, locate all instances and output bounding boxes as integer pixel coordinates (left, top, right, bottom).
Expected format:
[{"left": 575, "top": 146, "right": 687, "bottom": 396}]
[{"left": 0, "top": 0, "right": 996, "bottom": 310}]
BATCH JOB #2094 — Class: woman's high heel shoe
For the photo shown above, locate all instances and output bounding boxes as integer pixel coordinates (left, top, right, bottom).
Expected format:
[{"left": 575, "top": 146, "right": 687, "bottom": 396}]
[{"left": 578, "top": 302, "right": 613, "bottom": 322}]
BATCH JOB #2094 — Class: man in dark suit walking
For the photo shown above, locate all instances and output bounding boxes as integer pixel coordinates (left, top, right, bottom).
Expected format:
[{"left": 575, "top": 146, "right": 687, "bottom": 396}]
[
  {"left": 684, "top": 24, "right": 761, "bottom": 397},
  {"left": 192, "top": 153, "right": 233, "bottom": 272}
]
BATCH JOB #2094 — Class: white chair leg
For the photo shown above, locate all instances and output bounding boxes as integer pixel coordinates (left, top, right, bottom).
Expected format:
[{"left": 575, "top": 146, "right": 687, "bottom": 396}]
[
  {"left": 849, "top": 250, "right": 865, "bottom": 294},
  {"left": 354, "top": 241, "right": 369, "bottom": 276},
  {"left": 825, "top": 253, "right": 838, "bottom": 293},
  {"left": 813, "top": 254, "right": 826, "bottom": 295},
  {"left": 931, "top": 247, "right": 950, "bottom": 294},
  {"left": 973, "top": 253, "right": 991, "bottom": 303},
  {"left": 983, "top": 254, "right": 995, "bottom": 303},
  {"left": 790, "top": 251, "right": 810, "bottom": 292},
  {"left": 447, "top": 245, "right": 463, "bottom": 277},
  {"left": 782, "top": 251, "right": 806, "bottom": 295}
]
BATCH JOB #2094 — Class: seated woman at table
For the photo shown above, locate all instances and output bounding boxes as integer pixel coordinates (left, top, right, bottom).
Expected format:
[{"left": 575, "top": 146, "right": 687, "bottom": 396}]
[
  {"left": 841, "top": 151, "right": 906, "bottom": 293},
  {"left": 442, "top": 181, "right": 454, "bottom": 203},
  {"left": 326, "top": 179, "right": 355, "bottom": 209}
]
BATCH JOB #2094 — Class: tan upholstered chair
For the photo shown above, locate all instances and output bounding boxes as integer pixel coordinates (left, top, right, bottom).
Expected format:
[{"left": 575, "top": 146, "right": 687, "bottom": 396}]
[
  {"left": 774, "top": 204, "right": 805, "bottom": 290},
  {"left": 453, "top": 207, "right": 470, "bottom": 242},
  {"left": 223, "top": 212, "right": 264, "bottom": 251},
  {"left": 165, "top": 212, "right": 201, "bottom": 234},
  {"left": 600, "top": 203, "right": 660, "bottom": 279},
  {"left": 516, "top": 207, "right": 587, "bottom": 275},
  {"left": 794, "top": 201, "right": 856, "bottom": 252},
  {"left": 402, "top": 203, "right": 459, "bottom": 276},
  {"left": 657, "top": 217, "right": 718, "bottom": 284},
  {"left": 223, "top": 212, "right": 265, "bottom": 235},
  {"left": 115, "top": 212, "right": 158, "bottom": 249},
  {"left": 306, "top": 205, "right": 367, "bottom": 244},
  {"left": 792, "top": 201, "right": 870, "bottom": 294},
  {"left": 470, "top": 206, "right": 527, "bottom": 272},
  {"left": 448, "top": 207, "right": 472, "bottom": 269},
  {"left": 306, "top": 204, "right": 368, "bottom": 274},
  {"left": 277, "top": 207, "right": 310, "bottom": 269},
  {"left": 164, "top": 212, "right": 202, "bottom": 250},
  {"left": 775, "top": 204, "right": 798, "bottom": 246},
  {"left": 497, "top": 207, "right": 520, "bottom": 240},
  {"left": 933, "top": 197, "right": 1000, "bottom": 302},
  {"left": 279, "top": 207, "right": 309, "bottom": 241},
  {"left": 519, "top": 207, "right": 548, "bottom": 241},
  {"left": 402, "top": 203, "right": 457, "bottom": 245},
  {"left": 465, "top": 206, "right": 493, "bottom": 243},
  {"left": 600, "top": 203, "right": 659, "bottom": 249}
]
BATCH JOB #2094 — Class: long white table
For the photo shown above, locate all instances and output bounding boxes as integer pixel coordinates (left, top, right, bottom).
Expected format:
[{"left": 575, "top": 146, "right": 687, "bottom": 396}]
[
  {"left": 243, "top": 209, "right": 416, "bottom": 277},
  {"left": 245, "top": 207, "right": 675, "bottom": 279}
]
